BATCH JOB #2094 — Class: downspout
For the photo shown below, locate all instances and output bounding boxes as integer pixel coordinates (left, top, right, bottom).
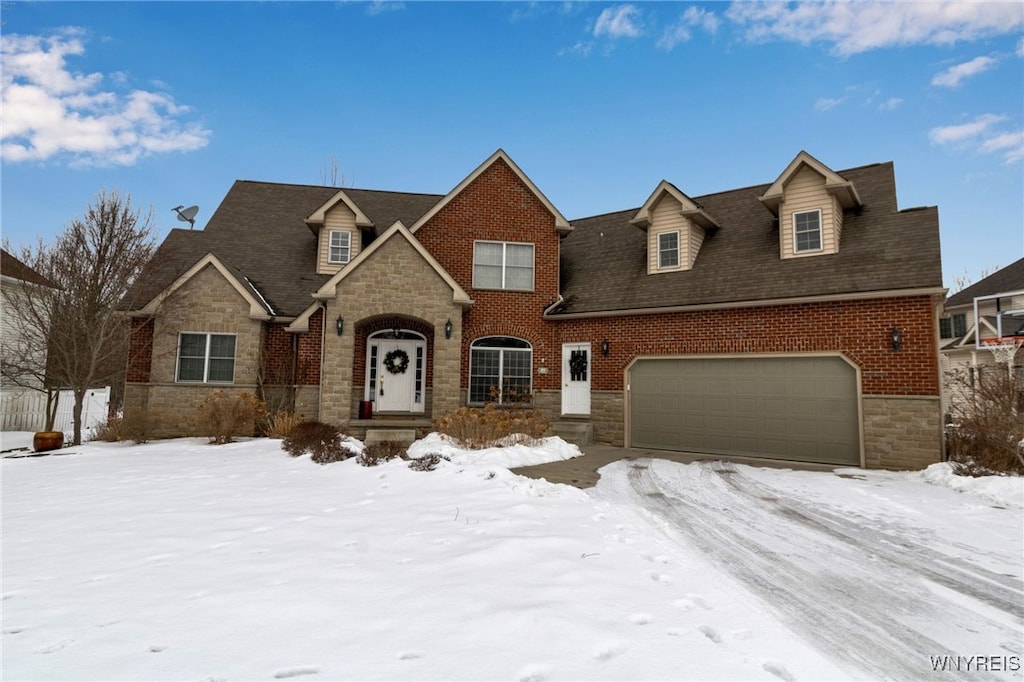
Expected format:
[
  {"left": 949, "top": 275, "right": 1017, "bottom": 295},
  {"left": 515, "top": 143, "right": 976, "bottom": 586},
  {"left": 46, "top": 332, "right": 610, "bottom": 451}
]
[
  {"left": 290, "top": 332, "right": 299, "bottom": 413},
  {"left": 318, "top": 301, "right": 327, "bottom": 422}
]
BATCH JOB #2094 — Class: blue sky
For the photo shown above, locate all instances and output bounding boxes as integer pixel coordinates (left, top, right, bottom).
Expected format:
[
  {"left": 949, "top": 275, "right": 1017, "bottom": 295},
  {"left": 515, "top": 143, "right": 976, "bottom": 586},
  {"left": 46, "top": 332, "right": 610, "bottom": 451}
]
[{"left": 2, "top": 1, "right": 1022, "bottom": 288}]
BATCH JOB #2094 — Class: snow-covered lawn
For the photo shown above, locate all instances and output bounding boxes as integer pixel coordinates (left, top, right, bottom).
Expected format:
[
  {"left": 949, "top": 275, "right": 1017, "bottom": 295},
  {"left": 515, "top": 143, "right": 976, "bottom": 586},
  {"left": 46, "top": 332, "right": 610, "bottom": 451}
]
[{"left": 2, "top": 434, "right": 1022, "bottom": 681}]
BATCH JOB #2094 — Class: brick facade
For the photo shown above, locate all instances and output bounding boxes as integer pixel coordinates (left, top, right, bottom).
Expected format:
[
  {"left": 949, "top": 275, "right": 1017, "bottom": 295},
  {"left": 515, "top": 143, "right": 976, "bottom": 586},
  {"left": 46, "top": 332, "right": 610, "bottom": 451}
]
[{"left": 124, "top": 153, "right": 942, "bottom": 469}]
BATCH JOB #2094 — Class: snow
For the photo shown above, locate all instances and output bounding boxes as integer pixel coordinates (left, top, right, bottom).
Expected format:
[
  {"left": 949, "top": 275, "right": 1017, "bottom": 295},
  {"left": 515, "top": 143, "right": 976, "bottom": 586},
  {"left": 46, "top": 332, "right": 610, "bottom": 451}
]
[{"left": 2, "top": 435, "right": 1021, "bottom": 681}]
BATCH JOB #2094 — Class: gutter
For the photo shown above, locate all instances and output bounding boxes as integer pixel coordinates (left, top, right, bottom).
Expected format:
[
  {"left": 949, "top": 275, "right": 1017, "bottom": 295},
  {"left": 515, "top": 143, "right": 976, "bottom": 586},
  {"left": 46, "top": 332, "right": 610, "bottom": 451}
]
[{"left": 543, "top": 287, "right": 947, "bottom": 320}]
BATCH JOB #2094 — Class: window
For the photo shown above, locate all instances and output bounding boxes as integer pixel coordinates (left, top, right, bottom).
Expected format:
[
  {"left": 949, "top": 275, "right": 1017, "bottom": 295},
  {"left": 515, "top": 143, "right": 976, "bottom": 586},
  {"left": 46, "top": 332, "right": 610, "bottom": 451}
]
[
  {"left": 473, "top": 241, "right": 534, "bottom": 291},
  {"left": 658, "top": 231, "right": 680, "bottom": 269},
  {"left": 469, "top": 337, "right": 532, "bottom": 404},
  {"left": 793, "top": 210, "right": 822, "bottom": 253},
  {"left": 939, "top": 317, "right": 953, "bottom": 339},
  {"left": 177, "top": 333, "right": 236, "bottom": 383},
  {"left": 952, "top": 313, "right": 967, "bottom": 338},
  {"left": 328, "top": 230, "right": 351, "bottom": 264}
]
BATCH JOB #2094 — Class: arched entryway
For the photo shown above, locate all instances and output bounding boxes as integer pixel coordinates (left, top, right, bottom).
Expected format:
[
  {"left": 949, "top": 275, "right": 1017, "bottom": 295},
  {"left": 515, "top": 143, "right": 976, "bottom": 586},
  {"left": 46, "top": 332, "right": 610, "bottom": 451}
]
[{"left": 354, "top": 315, "right": 434, "bottom": 415}]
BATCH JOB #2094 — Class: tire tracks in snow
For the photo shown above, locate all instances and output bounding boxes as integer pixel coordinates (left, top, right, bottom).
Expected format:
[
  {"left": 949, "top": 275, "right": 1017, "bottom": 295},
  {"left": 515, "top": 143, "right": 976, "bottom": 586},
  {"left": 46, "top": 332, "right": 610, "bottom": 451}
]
[{"left": 620, "top": 459, "right": 1023, "bottom": 681}]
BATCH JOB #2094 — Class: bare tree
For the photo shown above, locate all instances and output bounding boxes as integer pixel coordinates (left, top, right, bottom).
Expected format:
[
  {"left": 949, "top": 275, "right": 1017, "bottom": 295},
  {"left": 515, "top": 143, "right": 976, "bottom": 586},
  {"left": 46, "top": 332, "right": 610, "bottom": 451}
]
[
  {"left": 318, "top": 155, "right": 348, "bottom": 187},
  {"left": 951, "top": 264, "right": 1000, "bottom": 293},
  {"left": 1, "top": 191, "right": 156, "bottom": 444}
]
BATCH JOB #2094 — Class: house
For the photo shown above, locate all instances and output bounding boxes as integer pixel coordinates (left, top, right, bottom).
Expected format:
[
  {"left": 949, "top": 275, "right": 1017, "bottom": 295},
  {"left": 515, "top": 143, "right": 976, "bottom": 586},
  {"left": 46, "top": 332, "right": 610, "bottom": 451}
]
[
  {"left": 939, "top": 258, "right": 1024, "bottom": 417},
  {"left": 122, "top": 149, "right": 945, "bottom": 469}
]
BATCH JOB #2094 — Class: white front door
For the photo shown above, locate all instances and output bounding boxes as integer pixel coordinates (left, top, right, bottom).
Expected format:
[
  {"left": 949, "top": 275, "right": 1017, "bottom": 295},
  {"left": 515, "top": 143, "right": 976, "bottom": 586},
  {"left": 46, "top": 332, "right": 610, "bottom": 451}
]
[
  {"left": 561, "top": 343, "right": 591, "bottom": 415},
  {"left": 376, "top": 340, "right": 419, "bottom": 412}
]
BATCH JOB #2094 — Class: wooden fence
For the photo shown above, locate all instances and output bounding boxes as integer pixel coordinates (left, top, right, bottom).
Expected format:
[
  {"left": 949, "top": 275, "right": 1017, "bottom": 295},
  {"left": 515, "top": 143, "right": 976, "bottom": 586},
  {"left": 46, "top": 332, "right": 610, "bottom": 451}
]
[{"left": 0, "top": 387, "right": 111, "bottom": 433}]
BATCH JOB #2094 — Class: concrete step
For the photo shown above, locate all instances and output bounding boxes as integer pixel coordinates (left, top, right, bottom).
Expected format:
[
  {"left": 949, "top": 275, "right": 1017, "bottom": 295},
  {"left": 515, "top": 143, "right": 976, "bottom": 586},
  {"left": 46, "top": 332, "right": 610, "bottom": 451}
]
[
  {"left": 364, "top": 428, "right": 418, "bottom": 447},
  {"left": 550, "top": 420, "right": 593, "bottom": 446}
]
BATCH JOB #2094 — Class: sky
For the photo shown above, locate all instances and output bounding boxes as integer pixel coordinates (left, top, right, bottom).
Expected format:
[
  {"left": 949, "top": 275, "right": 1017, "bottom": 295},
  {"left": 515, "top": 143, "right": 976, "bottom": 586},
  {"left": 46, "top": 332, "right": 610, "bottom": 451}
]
[{"left": 1, "top": 1, "right": 1022, "bottom": 289}]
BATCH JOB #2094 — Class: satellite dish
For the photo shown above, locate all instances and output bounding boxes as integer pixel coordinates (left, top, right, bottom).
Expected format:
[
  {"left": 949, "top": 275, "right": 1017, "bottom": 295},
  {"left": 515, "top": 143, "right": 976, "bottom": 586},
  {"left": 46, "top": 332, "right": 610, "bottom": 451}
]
[{"left": 172, "top": 205, "right": 199, "bottom": 229}]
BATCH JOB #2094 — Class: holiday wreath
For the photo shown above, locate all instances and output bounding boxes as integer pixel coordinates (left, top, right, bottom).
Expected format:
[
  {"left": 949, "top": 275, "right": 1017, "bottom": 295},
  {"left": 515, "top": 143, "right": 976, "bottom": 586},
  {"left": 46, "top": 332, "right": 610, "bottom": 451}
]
[
  {"left": 383, "top": 348, "right": 410, "bottom": 375},
  {"left": 569, "top": 351, "right": 588, "bottom": 378}
]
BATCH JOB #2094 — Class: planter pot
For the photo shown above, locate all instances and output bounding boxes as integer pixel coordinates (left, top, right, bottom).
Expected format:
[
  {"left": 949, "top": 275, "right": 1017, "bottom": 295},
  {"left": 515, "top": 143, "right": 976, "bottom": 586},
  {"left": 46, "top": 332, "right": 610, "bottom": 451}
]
[{"left": 33, "top": 431, "right": 65, "bottom": 453}]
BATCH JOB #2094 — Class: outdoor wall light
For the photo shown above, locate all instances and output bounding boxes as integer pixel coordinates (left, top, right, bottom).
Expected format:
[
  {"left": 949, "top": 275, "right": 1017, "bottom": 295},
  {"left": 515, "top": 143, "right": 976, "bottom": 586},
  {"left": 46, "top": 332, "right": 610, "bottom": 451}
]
[
  {"left": 890, "top": 326, "right": 901, "bottom": 352},
  {"left": 444, "top": 318, "right": 453, "bottom": 340},
  {"left": 336, "top": 316, "right": 344, "bottom": 336},
  {"left": 601, "top": 339, "right": 610, "bottom": 356}
]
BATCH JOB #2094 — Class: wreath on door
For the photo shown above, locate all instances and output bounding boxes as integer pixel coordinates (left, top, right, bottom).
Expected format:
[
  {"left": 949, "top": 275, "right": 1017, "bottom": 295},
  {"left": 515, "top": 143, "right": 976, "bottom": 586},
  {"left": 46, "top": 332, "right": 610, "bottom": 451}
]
[
  {"left": 383, "top": 348, "right": 410, "bottom": 375},
  {"left": 569, "top": 350, "right": 588, "bottom": 379}
]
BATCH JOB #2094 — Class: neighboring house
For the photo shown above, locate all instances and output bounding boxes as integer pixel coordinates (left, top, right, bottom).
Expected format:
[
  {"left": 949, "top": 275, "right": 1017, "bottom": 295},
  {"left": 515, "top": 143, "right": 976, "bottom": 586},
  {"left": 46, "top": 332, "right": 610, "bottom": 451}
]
[
  {"left": 122, "top": 150, "right": 944, "bottom": 469},
  {"left": 939, "top": 258, "right": 1024, "bottom": 417},
  {"left": 1, "top": 249, "right": 55, "bottom": 390}
]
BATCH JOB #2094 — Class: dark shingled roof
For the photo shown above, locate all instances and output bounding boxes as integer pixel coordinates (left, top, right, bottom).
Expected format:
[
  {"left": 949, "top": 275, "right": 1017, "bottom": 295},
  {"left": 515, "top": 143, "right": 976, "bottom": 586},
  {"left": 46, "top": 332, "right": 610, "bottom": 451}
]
[
  {"left": 554, "top": 162, "right": 942, "bottom": 315},
  {"left": 125, "top": 162, "right": 942, "bottom": 319},
  {"left": 1, "top": 249, "right": 55, "bottom": 288},
  {"left": 945, "top": 257, "right": 1024, "bottom": 307},
  {"left": 124, "top": 182, "right": 442, "bottom": 316}
]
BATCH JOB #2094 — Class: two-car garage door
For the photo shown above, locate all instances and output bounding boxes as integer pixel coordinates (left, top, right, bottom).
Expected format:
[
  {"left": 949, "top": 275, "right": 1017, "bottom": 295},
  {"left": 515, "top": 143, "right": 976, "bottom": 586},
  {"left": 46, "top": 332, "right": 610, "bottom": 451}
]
[{"left": 629, "top": 356, "right": 861, "bottom": 466}]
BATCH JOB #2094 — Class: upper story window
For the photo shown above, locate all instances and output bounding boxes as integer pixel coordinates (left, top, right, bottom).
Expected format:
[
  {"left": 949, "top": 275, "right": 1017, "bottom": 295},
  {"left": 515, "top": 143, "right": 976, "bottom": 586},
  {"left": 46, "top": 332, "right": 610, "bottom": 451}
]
[
  {"left": 658, "top": 231, "right": 680, "bottom": 269},
  {"left": 793, "top": 210, "right": 822, "bottom": 253},
  {"left": 177, "top": 333, "right": 235, "bottom": 383},
  {"left": 473, "top": 241, "right": 534, "bottom": 291},
  {"left": 469, "top": 336, "right": 532, "bottom": 404},
  {"left": 328, "top": 230, "right": 351, "bottom": 264},
  {"left": 940, "top": 313, "right": 967, "bottom": 339}
]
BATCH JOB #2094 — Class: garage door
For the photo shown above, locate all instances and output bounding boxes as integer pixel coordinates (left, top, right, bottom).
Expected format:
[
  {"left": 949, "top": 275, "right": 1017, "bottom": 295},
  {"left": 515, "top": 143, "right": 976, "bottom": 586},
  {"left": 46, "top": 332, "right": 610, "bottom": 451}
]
[{"left": 629, "top": 356, "right": 860, "bottom": 466}]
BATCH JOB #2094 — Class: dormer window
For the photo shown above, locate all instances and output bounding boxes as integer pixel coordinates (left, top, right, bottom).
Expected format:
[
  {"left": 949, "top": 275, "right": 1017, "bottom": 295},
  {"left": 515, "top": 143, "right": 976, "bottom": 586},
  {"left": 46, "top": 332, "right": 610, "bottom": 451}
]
[
  {"left": 328, "top": 230, "right": 351, "bottom": 264},
  {"left": 658, "top": 232, "right": 680, "bottom": 269},
  {"left": 793, "top": 210, "right": 822, "bottom": 253}
]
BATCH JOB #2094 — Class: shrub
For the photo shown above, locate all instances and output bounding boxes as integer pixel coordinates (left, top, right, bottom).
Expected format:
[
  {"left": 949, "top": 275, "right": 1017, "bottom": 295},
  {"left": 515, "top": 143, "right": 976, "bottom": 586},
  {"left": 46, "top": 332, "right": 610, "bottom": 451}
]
[
  {"left": 263, "top": 410, "right": 305, "bottom": 439},
  {"left": 195, "top": 390, "right": 267, "bottom": 445},
  {"left": 357, "top": 440, "right": 406, "bottom": 467},
  {"left": 282, "top": 420, "right": 352, "bottom": 465},
  {"left": 408, "top": 453, "right": 446, "bottom": 472},
  {"left": 945, "top": 366, "right": 1024, "bottom": 475},
  {"left": 90, "top": 408, "right": 158, "bottom": 444},
  {"left": 432, "top": 402, "right": 550, "bottom": 449}
]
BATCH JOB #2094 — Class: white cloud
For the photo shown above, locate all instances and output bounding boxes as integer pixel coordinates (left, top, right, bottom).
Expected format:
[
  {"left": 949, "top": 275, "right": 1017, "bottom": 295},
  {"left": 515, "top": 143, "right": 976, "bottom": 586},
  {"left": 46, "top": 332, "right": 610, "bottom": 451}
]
[
  {"left": 979, "top": 130, "right": 1024, "bottom": 164},
  {"left": 815, "top": 96, "right": 846, "bottom": 112},
  {"left": 657, "top": 6, "right": 720, "bottom": 50},
  {"left": 930, "top": 114, "right": 1022, "bottom": 164},
  {"left": 365, "top": 1, "right": 405, "bottom": 16},
  {"left": 929, "top": 114, "right": 1006, "bottom": 144},
  {"left": 558, "top": 40, "right": 593, "bottom": 58},
  {"left": 593, "top": 5, "right": 642, "bottom": 39},
  {"left": 931, "top": 55, "right": 997, "bottom": 88},
  {"left": 1018, "top": 37, "right": 1024, "bottom": 56},
  {"left": 878, "top": 97, "right": 903, "bottom": 111},
  {"left": 1, "top": 29, "right": 210, "bottom": 166},
  {"left": 726, "top": 1, "right": 1024, "bottom": 55}
]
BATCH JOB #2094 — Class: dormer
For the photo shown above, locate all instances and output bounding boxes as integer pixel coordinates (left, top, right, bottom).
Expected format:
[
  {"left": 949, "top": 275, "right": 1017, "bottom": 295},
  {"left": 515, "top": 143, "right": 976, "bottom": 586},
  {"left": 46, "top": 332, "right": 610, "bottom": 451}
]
[
  {"left": 759, "top": 151, "right": 861, "bottom": 260},
  {"left": 305, "top": 189, "right": 374, "bottom": 275},
  {"left": 630, "top": 181, "right": 719, "bottom": 274}
]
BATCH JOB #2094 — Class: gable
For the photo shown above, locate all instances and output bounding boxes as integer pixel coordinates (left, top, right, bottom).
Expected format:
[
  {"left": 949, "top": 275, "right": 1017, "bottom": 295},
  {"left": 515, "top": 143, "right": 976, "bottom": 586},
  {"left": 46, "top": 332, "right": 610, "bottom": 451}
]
[
  {"left": 409, "top": 149, "right": 571, "bottom": 235},
  {"left": 136, "top": 253, "right": 273, "bottom": 320}
]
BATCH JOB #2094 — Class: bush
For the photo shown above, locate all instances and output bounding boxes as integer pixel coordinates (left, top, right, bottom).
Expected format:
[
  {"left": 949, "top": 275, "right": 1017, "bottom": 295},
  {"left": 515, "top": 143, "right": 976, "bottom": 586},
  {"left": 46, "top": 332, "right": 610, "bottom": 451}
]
[
  {"left": 945, "top": 366, "right": 1024, "bottom": 475},
  {"left": 90, "top": 408, "right": 157, "bottom": 444},
  {"left": 195, "top": 390, "right": 267, "bottom": 445},
  {"left": 432, "top": 402, "right": 550, "bottom": 449},
  {"left": 357, "top": 440, "right": 406, "bottom": 467},
  {"left": 282, "top": 420, "right": 353, "bottom": 465},
  {"left": 263, "top": 410, "right": 305, "bottom": 439},
  {"left": 408, "top": 453, "right": 446, "bottom": 472}
]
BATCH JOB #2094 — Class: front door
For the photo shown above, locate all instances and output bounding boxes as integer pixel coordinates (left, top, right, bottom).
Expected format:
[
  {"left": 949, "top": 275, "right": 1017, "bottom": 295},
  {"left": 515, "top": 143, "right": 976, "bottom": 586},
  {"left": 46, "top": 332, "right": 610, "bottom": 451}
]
[
  {"left": 561, "top": 343, "right": 591, "bottom": 415},
  {"left": 376, "top": 339, "right": 419, "bottom": 412}
]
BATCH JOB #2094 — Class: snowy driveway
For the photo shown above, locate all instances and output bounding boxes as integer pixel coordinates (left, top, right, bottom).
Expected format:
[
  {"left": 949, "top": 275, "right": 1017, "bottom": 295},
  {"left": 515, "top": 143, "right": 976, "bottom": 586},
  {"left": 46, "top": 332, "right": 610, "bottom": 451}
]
[{"left": 594, "top": 458, "right": 1024, "bottom": 680}]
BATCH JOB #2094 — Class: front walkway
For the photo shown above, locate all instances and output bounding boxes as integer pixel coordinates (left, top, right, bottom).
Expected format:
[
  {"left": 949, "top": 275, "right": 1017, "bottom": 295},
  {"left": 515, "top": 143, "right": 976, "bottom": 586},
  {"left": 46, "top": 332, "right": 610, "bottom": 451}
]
[{"left": 511, "top": 444, "right": 838, "bottom": 489}]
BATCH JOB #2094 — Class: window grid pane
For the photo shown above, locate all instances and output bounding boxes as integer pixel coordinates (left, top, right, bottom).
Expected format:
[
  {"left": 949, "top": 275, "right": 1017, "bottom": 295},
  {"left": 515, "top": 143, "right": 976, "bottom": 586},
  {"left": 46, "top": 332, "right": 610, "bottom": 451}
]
[
  {"left": 474, "top": 241, "right": 534, "bottom": 291},
  {"left": 794, "top": 211, "right": 821, "bottom": 252},
  {"left": 329, "top": 231, "right": 351, "bottom": 263},
  {"left": 470, "top": 348, "right": 500, "bottom": 403},
  {"left": 659, "top": 232, "right": 680, "bottom": 268}
]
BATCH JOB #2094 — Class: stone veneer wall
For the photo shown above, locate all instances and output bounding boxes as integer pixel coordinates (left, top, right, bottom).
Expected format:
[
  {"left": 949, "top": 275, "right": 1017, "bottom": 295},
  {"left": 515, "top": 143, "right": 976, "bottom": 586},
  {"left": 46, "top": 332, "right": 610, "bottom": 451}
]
[
  {"left": 126, "top": 265, "right": 263, "bottom": 438},
  {"left": 862, "top": 396, "right": 942, "bottom": 470},
  {"left": 319, "top": 234, "right": 463, "bottom": 426}
]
